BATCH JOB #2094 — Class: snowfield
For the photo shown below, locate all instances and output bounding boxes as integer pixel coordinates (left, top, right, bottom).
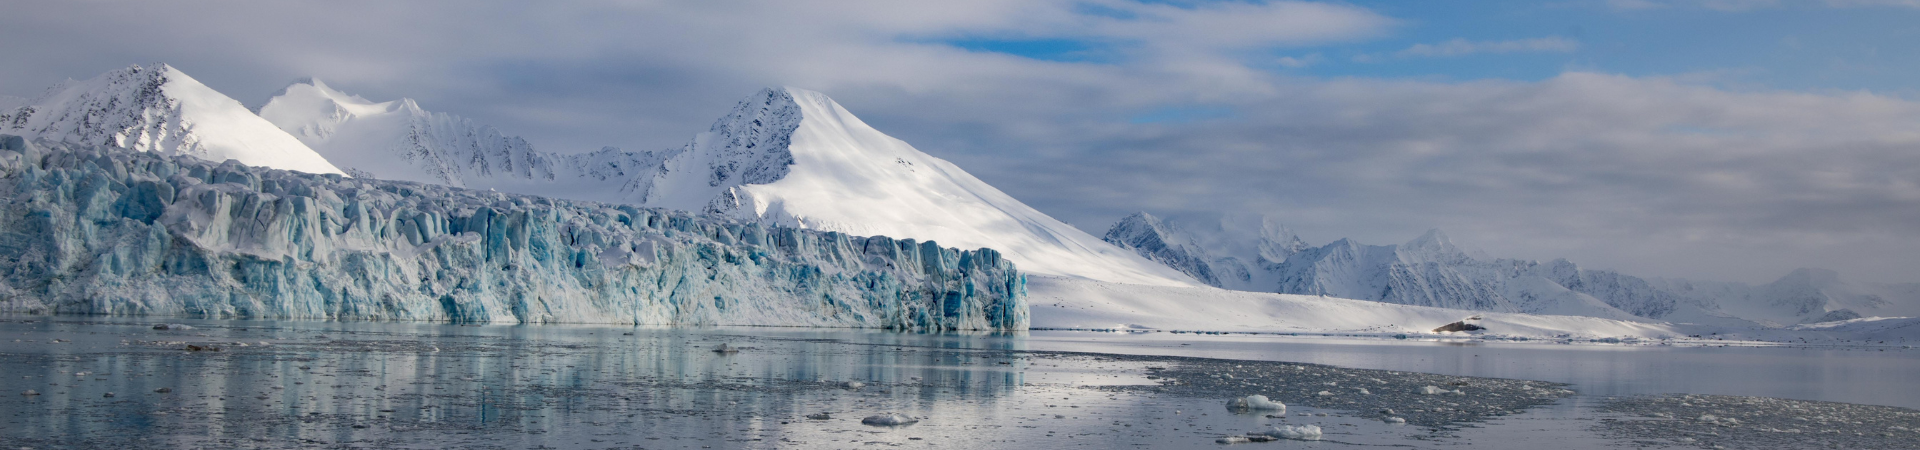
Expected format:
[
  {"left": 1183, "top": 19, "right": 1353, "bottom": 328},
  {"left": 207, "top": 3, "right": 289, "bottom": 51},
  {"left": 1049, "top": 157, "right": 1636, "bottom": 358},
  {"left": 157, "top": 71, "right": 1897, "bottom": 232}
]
[{"left": 1027, "top": 275, "right": 1685, "bottom": 339}]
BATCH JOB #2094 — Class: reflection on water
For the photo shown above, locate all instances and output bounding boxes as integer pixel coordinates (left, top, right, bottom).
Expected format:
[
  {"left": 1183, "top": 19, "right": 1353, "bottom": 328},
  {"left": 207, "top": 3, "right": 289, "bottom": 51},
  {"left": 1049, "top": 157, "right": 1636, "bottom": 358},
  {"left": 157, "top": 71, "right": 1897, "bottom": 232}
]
[
  {"left": 3, "top": 317, "right": 1918, "bottom": 449},
  {"left": 0, "top": 318, "right": 1069, "bottom": 448}
]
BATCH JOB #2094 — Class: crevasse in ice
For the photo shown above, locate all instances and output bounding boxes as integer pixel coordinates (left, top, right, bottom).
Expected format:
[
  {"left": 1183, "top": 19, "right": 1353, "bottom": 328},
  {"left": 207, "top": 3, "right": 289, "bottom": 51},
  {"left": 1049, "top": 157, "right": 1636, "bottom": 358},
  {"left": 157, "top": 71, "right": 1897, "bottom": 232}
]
[{"left": 0, "top": 135, "right": 1026, "bottom": 330}]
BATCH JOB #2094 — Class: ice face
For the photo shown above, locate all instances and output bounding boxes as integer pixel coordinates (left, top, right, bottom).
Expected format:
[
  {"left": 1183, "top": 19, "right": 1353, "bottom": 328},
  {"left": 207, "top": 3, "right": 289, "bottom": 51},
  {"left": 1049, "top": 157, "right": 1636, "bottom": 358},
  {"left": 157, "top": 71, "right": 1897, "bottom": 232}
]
[{"left": 0, "top": 135, "right": 1027, "bottom": 330}]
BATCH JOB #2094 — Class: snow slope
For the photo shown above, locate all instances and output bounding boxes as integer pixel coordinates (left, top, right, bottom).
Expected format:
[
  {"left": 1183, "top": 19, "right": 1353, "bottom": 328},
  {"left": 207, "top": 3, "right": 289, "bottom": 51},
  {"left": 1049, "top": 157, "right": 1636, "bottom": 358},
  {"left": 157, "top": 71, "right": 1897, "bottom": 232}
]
[
  {"left": 256, "top": 79, "right": 661, "bottom": 202},
  {"left": 0, "top": 136, "right": 1024, "bottom": 329},
  {"left": 630, "top": 88, "right": 1199, "bottom": 286},
  {"left": 1027, "top": 276, "right": 1683, "bottom": 340},
  {"left": 0, "top": 64, "right": 341, "bottom": 175}
]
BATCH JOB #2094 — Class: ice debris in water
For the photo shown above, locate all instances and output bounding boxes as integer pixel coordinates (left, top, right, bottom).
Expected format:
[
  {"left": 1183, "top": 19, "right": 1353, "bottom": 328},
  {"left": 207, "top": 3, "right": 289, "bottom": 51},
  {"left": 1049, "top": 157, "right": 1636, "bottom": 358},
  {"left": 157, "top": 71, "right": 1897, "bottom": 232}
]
[
  {"left": 1226, "top": 395, "right": 1286, "bottom": 413},
  {"left": 1697, "top": 414, "right": 1741, "bottom": 426},
  {"left": 20, "top": 390, "right": 38, "bottom": 396},
  {"left": 1263, "top": 424, "right": 1323, "bottom": 441},
  {"left": 151, "top": 324, "right": 191, "bottom": 330},
  {"left": 841, "top": 381, "right": 865, "bottom": 389},
  {"left": 805, "top": 413, "right": 831, "bottom": 420},
  {"left": 1418, "top": 385, "right": 1447, "bottom": 395},
  {"left": 1384, "top": 417, "right": 1407, "bottom": 424},
  {"left": 861, "top": 414, "right": 918, "bottom": 426}
]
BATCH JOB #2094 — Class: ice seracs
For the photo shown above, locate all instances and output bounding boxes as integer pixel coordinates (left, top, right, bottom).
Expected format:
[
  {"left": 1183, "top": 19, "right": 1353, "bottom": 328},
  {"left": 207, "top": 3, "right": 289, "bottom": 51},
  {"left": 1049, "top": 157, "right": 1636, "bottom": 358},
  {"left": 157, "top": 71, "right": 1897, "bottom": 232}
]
[
  {"left": 0, "top": 136, "right": 1026, "bottom": 330},
  {"left": 0, "top": 64, "right": 342, "bottom": 175}
]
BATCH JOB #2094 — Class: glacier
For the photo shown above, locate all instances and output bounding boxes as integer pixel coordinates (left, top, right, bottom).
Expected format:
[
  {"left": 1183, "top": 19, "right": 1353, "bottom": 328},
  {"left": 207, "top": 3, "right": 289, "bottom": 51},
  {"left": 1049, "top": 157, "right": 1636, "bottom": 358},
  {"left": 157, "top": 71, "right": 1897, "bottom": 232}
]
[
  {"left": 0, "top": 135, "right": 1026, "bottom": 330},
  {"left": 1, "top": 64, "right": 343, "bottom": 175}
]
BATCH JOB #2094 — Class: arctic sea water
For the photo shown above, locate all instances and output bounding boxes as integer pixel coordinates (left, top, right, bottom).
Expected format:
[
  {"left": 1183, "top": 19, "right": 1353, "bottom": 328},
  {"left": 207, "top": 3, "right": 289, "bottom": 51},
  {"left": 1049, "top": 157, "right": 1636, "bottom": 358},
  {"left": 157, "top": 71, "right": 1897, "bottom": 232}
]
[{"left": 4, "top": 316, "right": 1917, "bottom": 449}]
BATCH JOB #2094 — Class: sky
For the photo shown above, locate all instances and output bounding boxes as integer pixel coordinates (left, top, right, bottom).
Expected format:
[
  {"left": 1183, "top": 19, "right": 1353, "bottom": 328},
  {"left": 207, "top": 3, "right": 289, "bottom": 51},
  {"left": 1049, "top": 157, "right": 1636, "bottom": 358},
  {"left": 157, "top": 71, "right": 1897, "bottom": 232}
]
[{"left": 1, "top": 0, "right": 1917, "bottom": 284}]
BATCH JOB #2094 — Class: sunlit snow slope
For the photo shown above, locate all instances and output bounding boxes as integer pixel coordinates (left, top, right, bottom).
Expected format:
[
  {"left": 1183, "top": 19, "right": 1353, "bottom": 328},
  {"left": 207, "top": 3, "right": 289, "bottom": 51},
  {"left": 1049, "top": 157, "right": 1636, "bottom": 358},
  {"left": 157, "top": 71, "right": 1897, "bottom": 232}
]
[
  {"left": 639, "top": 88, "right": 1199, "bottom": 287},
  {"left": 257, "top": 79, "right": 661, "bottom": 202},
  {"left": 0, "top": 64, "right": 342, "bottom": 175}
]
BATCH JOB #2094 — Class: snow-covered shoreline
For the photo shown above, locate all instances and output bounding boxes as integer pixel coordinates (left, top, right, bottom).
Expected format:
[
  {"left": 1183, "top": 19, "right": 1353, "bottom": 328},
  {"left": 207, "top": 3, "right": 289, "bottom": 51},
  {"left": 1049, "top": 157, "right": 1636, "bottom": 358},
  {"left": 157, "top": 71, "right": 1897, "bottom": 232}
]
[{"left": 1027, "top": 275, "right": 1920, "bottom": 344}]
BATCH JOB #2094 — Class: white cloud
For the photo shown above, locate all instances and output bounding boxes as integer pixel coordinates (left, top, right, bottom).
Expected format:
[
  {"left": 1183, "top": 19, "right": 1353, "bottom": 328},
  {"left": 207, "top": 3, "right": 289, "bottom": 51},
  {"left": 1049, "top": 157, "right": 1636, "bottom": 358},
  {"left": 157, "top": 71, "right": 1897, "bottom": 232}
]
[
  {"left": 1275, "top": 54, "right": 1324, "bottom": 68},
  {"left": 1395, "top": 37, "right": 1580, "bottom": 58}
]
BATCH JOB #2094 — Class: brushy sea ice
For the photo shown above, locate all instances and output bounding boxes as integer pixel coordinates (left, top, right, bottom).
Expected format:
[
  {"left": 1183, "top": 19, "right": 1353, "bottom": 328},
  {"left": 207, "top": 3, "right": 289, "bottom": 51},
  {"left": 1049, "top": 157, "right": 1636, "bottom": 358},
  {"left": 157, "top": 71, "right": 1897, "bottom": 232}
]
[
  {"left": 1263, "top": 424, "right": 1323, "bottom": 441},
  {"left": 1226, "top": 395, "right": 1286, "bottom": 413}
]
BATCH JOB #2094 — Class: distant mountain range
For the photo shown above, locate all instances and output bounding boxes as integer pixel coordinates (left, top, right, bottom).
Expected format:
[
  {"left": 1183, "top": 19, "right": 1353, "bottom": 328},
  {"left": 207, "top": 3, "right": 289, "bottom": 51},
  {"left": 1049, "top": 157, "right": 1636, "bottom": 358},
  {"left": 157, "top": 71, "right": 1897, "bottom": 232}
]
[{"left": 1105, "top": 212, "right": 1920, "bottom": 326}]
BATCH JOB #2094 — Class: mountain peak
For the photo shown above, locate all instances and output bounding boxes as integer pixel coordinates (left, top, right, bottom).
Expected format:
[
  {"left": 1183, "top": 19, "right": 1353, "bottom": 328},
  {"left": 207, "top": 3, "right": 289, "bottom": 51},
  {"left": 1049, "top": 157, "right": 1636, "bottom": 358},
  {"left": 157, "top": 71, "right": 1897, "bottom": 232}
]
[
  {"left": 1, "top": 63, "right": 342, "bottom": 174},
  {"left": 638, "top": 87, "right": 1198, "bottom": 286}
]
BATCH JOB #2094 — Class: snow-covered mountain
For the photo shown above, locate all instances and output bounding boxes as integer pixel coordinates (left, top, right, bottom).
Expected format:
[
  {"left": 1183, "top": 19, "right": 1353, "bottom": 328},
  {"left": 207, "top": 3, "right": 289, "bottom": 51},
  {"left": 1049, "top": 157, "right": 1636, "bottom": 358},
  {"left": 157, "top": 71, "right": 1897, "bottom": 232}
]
[
  {"left": 634, "top": 88, "right": 1198, "bottom": 286},
  {"left": 257, "top": 79, "right": 661, "bottom": 202},
  {"left": 1102, "top": 212, "right": 1306, "bottom": 291},
  {"left": 1104, "top": 212, "right": 1919, "bottom": 325},
  {"left": 0, "top": 64, "right": 341, "bottom": 175},
  {"left": 262, "top": 83, "right": 1197, "bottom": 287}
]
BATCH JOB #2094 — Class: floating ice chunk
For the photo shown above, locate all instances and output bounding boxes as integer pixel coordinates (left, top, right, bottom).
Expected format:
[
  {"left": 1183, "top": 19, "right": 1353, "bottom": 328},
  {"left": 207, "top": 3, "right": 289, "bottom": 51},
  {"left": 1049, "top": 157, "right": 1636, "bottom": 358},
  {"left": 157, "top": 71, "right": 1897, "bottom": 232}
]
[
  {"left": 1316, "top": 390, "right": 1334, "bottom": 396},
  {"left": 152, "top": 324, "right": 192, "bottom": 330},
  {"left": 1384, "top": 417, "right": 1407, "bottom": 424},
  {"left": 1262, "top": 424, "right": 1323, "bottom": 441},
  {"left": 805, "top": 413, "right": 831, "bottom": 420},
  {"left": 861, "top": 414, "right": 918, "bottom": 426},
  {"left": 1418, "top": 386, "right": 1447, "bottom": 395},
  {"left": 20, "top": 390, "right": 38, "bottom": 396},
  {"left": 842, "top": 381, "right": 865, "bottom": 389},
  {"left": 1215, "top": 436, "right": 1249, "bottom": 444},
  {"left": 1225, "top": 395, "right": 1285, "bottom": 413}
]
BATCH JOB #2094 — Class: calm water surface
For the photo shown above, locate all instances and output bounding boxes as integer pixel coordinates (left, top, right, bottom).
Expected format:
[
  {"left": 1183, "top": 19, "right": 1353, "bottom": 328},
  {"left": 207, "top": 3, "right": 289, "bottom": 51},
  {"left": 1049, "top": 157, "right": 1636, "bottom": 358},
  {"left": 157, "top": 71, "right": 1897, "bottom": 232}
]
[{"left": 2, "top": 316, "right": 1915, "bottom": 449}]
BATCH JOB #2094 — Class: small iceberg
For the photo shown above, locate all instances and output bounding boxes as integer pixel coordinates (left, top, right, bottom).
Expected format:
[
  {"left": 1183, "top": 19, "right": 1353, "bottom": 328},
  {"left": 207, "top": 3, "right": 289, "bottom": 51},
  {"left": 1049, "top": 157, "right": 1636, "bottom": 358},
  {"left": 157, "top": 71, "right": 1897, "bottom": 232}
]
[
  {"left": 1226, "top": 395, "right": 1286, "bottom": 414},
  {"left": 1262, "top": 424, "right": 1323, "bottom": 441},
  {"left": 861, "top": 413, "right": 919, "bottom": 426}
]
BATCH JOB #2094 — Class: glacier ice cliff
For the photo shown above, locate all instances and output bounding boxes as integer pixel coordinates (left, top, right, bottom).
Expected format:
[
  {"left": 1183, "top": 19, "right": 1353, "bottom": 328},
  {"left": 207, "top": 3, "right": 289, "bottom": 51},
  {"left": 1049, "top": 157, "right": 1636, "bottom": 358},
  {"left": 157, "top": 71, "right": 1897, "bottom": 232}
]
[{"left": 0, "top": 135, "right": 1026, "bottom": 330}]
